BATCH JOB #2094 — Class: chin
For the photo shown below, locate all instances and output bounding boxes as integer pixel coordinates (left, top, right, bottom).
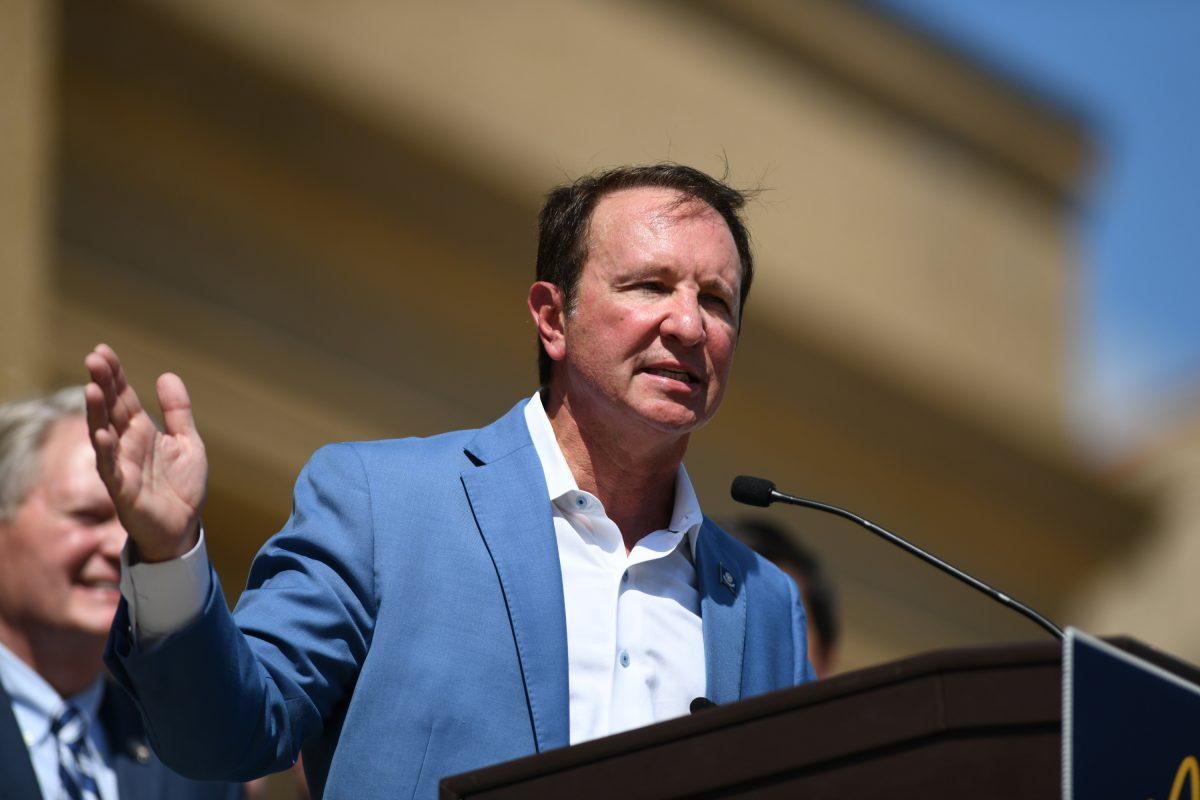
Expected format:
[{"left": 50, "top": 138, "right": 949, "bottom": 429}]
[
  {"left": 634, "top": 400, "right": 708, "bottom": 434},
  {"left": 71, "top": 619, "right": 119, "bottom": 641},
  {"left": 69, "top": 600, "right": 121, "bottom": 637}
]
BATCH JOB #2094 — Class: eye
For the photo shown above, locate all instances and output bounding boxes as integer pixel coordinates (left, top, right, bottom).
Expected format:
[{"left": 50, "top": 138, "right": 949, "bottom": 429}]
[
  {"left": 72, "top": 508, "right": 114, "bottom": 525},
  {"left": 701, "top": 292, "right": 733, "bottom": 313},
  {"left": 634, "top": 280, "right": 668, "bottom": 293}
]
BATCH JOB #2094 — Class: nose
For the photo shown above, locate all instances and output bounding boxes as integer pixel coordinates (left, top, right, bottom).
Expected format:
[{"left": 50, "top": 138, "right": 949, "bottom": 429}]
[
  {"left": 660, "top": 291, "right": 706, "bottom": 347},
  {"left": 99, "top": 518, "right": 127, "bottom": 559}
]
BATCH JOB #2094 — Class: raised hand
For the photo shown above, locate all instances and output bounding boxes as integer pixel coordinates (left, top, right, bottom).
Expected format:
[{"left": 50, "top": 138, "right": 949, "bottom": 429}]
[{"left": 84, "top": 344, "right": 208, "bottom": 563}]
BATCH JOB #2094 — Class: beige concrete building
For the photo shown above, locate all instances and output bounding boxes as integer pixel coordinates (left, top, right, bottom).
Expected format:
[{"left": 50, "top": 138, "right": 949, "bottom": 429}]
[
  {"left": 4, "top": 0, "right": 1170, "bottom": 689},
  {"left": 1069, "top": 403, "right": 1200, "bottom": 662}
]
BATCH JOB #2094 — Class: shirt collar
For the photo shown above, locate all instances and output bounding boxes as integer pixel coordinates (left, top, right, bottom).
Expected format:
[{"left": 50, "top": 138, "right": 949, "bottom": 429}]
[
  {"left": 523, "top": 392, "right": 704, "bottom": 556},
  {"left": 0, "top": 640, "right": 105, "bottom": 748}
]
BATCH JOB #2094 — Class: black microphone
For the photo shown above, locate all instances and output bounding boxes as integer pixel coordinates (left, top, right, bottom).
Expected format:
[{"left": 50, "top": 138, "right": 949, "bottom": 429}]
[
  {"left": 690, "top": 697, "right": 717, "bottom": 713},
  {"left": 731, "top": 475, "right": 1064, "bottom": 640},
  {"left": 731, "top": 475, "right": 777, "bottom": 507}
]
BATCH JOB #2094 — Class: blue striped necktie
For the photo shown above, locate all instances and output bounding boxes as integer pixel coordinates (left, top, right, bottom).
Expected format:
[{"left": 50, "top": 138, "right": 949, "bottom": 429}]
[{"left": 49, "top": 704, "right": 101, "bottom": 800}]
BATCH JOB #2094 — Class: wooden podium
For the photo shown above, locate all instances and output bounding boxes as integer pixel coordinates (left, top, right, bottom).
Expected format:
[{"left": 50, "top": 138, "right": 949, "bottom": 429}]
[{"left": 442, "top": 639, "right": 1199, "bottom": 799}]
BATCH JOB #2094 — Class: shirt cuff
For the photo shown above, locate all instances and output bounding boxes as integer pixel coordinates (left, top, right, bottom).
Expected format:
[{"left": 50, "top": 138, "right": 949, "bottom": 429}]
[{"left": 119, "top": 528, "right": 211, "bottom": 644}]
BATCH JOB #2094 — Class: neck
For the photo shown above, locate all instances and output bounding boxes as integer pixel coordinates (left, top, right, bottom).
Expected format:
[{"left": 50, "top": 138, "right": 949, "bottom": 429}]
[
  {"left": 0, "top": 623, "right": 105, "bottom": 698},
  {"left": 544, "top": 388, "right": 688, "bottom": 552}
]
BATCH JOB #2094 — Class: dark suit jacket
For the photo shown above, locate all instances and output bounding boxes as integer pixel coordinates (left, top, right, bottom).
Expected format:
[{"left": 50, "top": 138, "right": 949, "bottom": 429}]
[{"left": 0, "top": 676, "right": 242, "bottom": 800}]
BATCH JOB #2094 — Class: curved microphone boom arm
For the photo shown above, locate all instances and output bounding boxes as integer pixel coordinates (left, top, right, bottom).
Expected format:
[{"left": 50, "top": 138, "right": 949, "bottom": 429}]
[{"left": 731, "top": 475, "right": 1064, "bottom": 641}]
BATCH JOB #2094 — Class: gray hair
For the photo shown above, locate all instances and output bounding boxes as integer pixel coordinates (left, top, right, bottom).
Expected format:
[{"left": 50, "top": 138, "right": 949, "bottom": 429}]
[{"left": 0, "top": 387, "right": 87, "bottom": 520}]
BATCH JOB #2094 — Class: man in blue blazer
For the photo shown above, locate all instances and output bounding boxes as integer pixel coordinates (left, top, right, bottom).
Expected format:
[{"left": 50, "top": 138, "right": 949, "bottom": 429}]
[{"left": 86, "top": 164, "right": 817, "bottom": 798}]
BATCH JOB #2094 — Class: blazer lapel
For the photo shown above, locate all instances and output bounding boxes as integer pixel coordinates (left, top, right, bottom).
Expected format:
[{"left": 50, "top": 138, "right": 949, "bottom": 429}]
[
  {"left": 0, "top": 679, "right": 43, "bottom": 800},
  {"left": 696, "top": 519, "right": 747, "bottom": 705},
  {"left": 460, "top": 404, "right": 570, "bottom": 752}
]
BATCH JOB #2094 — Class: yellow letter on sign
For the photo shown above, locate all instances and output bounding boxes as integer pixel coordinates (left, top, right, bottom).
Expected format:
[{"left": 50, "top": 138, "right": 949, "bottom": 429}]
[{"left": 1168, "top": 756, "right": 1199, "bottom": 800}]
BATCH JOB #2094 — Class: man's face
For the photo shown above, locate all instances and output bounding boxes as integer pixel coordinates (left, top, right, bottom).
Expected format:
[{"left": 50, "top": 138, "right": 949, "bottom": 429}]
[
  {"left": 559, "top": 187, "right": 742, "bottom": 438},
  {"left": 0, "top": 417, "right": 125, "bottom": 649}
]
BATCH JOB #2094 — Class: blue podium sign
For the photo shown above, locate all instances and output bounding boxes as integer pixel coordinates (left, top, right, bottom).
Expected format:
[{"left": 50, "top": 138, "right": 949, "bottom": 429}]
[{"left": 1064, "top": 628, "right": 1200, "bottom": 800}]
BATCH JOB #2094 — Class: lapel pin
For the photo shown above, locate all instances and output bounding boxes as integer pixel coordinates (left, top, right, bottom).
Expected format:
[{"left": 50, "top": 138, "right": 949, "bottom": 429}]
[
  {"left": 719, "top": 566, "right": 736, "bottom": 593},
  {"left": 132, "top": 741, "right": 151, "bottom": 764}
]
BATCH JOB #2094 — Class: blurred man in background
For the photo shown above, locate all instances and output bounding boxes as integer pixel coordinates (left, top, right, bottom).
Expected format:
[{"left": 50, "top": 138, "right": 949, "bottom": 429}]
[
  {"left": 0, "top": 387, "right": 242, "bottom": 800},
  {"left": 732, "top": 518, "right": 839, "bottom": 677}
]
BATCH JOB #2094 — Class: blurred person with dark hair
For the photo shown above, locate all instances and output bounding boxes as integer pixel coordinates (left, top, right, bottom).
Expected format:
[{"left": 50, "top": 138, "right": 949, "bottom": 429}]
[
  {"left": 731, "top": 519, "right": 839, "bottom": 677},
  {"left": 85, "top": 163, "right": 816, "bottom": 799},
  {"left": 0, "top": 388, "right": 242, "bottom": 800}
]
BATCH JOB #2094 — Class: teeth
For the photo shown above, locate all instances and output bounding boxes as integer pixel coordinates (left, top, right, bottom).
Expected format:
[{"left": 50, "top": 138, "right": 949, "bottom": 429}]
[
  {"left": 82, "top": 581, "right": 119, "bottom": 591},
  {"left": 649, "top": 368, "right": 691, "bottom": 382}
]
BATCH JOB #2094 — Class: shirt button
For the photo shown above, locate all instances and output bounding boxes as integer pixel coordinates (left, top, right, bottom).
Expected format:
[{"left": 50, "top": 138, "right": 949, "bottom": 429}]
[{"left": 618, "top": 650, "right": 630, "bottom": 668}]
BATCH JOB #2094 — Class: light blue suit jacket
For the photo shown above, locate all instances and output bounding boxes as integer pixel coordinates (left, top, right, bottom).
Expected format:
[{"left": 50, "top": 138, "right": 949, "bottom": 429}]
[{"left": 106, "top": 401, "right": 815, "bottom": 799}]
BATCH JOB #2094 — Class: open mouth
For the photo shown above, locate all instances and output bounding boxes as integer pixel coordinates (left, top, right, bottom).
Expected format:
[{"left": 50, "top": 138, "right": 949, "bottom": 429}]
[
  {"left": 77, "top": 579, "right": 120, "bottom": 593},
  {"left": 642, "top": 367, "right": 699, "bottom": 386}
]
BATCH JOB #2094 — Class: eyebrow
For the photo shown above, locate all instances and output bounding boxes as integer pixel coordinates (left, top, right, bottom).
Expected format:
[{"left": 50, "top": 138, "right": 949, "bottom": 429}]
[
  {"left": 699, "top": 276, "right": 737, "bottom": 297},
  {"left": 616, "top": 264, "right": 735, "bottom": 287},
  {"left": 614, "top": 265, "right": 672, "bottom": 282},
  {"left": 65, "top": 497, "right": 116, "bottom": 515}
]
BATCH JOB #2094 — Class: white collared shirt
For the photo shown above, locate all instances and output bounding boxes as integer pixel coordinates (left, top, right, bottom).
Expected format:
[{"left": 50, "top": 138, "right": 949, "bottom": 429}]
[
  {"left": 523, "top": 393, "right": 706, "bottom": 744},
  {"left": 0, "top": 641, "right": 118, "bottom": 800},
  {"left": 123, "top": 395, "right": 708, "bottom": 745}
]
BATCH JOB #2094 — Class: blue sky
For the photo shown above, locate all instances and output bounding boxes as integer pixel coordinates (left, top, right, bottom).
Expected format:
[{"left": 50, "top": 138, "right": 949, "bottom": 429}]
[{"left": 871, "top": 0, "right": 1200, "bottom": 454}]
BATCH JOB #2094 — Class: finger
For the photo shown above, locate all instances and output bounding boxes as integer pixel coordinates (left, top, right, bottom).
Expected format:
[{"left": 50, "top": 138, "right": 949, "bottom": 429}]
[
  {"left": 85, "top": 346, "right": 122, "bottom": 427},
  {"left": 97, "top": 343, "right": 140, "bottom": 429},
  {"left": 83, "top": 381, "right": 112, "bottom": 441},
  {"left": 84, "top": 349, "right": 115, "bottom": 398},
  {"left": 92, "top": 344, "right": 144, "bottom": 432},
  {"left": 84, "top": 382, "right": 122, "bottom": 492},
  {"left": 156, "top": 372, "right": 199, "bottom": 440},
  {"left": 90, "top": 423, "right": 124, "bottom": 496}
]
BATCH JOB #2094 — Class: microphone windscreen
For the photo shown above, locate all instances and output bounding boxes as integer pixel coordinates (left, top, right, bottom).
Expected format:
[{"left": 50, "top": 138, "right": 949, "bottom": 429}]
[{"left": 731, "top": 475, "right": 776, "bottom": 507}]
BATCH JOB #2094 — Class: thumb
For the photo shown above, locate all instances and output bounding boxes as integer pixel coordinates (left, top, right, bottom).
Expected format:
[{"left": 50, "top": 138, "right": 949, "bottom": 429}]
[{"left": 156, "top": 372, "right": 199, "bottom": 440}]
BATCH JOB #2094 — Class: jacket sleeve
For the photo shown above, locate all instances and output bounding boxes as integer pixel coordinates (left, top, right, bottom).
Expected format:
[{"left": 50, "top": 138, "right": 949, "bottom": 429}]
[
  {"left": 789, "top": 573, "right": 818, "bottom": 685},
  {"left": 104, "top": 442, "right": 379, "bottom": 781}
]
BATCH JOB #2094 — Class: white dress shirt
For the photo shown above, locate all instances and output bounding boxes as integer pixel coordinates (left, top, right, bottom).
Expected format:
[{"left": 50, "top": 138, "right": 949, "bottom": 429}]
[
  {"left": 523, "top": 393, "right": 706, "bottom": 744},
  {"left": 121, "top": 394, "right": 707, "bottom": 744},
  {"left": 0, "top": 641, "right": 118, "bottom": 800}
]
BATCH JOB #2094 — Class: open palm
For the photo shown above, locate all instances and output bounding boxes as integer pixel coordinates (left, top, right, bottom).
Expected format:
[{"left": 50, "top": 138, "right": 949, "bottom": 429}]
[{"left": 85, "top": 344, "right": 208, "bottom": 563}]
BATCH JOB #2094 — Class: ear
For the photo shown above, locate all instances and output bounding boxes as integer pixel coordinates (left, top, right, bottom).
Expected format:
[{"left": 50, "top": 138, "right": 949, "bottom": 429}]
[{"left": 527, "top": 281, "right": 567, "bottom": 363}]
